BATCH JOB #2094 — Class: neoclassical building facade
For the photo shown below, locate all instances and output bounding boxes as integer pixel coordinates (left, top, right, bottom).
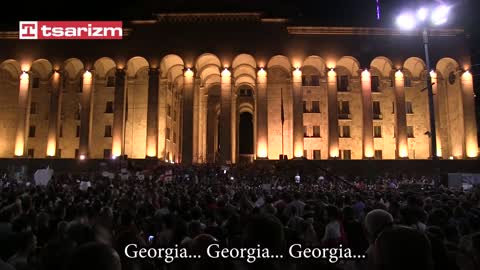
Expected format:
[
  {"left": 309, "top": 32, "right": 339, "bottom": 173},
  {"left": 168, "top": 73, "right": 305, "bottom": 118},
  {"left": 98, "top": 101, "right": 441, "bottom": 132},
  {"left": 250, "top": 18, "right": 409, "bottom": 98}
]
[{"left": 0, "top": 13, "right": 478, "bottom": 163}]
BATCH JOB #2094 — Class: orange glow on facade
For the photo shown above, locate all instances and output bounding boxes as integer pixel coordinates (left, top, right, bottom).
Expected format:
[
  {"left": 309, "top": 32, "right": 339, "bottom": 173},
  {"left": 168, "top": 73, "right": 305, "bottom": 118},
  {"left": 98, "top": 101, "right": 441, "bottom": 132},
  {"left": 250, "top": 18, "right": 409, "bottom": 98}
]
[
  {"left": 257, "top": 68, "right": 267, "bottom": 78},
  {"left": 364, "top": 149, "right": 374, "bottom": 158},
  {"left": 466, "top": 144, "right": 478, "bottom": 158},
  {"left": 452, "top": 148, "right": 463, "bottom": 158},
  {"left": 326, "top": 59, "right": 336, "bottom": 69},
  {"left": 394, "top": 70, "right": 408, "bottom": 159},
  {"left": 20, "top": 71, "right": 29, "bottom": 80},
  {"left": 328, "top": 69, "right": 336, "bottom": 78},
  {"left": 294, "top": 147, "right": 304, "bottom": 158},
  {"left": 78, "top": 70, "right": 93, "bottom": 158},
  {"left": 46, "top": 71, "right": 61, "bottom": 157},
  {"left": 361, "top": 70, "right": 371, "bottom": 83},
  {"left": 112, "top": 142, "right": 122, "bottom": 158},
  {"left": 221, "top": 68, "right": 231, "bottom": 77},
  {"left": 83, "top": 70, "right": 92, "bottom": 80},
  {"left": 462, "top": 70, "right": 478, "bottom": 158},
  {"left": 292, "top": 67, "right": 303, "bottom": 158},
  {"left": 327, "top": 68, "right": 339, "bottom": 159},
  {"left": 430, "top": 70, "right": 442, "bottom": 158},
  {"left": 184, "top": 68, "right": 194, "bottom": 78},
  {"left": 330, "top": 148, "right": 339, "bottom": 158},
  {"left": 46, "top": 141, "right": 56, "bottom": 157},
  {"left": 462, "top": 70, "right": 472, "bottom": 81},
  {"left": 14, "top": 72, "right": 30, "bottom": 157},
  {"left": 14, "top": 143, "right": 25, "bottom": 157},
  {"left": 82, "top": 71, "right": 93, "bottom": 89},
  {"left": 399, "top": 147, "right": 408, "bottom": 158},
  {"left": 361, "top": 69, "right": 370, "bottom": 78},
  {"left": 146, "top": 145, "right": 157, "bottom": 158},
  {"left": 292, "top": 67, "right": 302, "bottom": 80},
  {"left": 361, "top": 69, "right": 374, "bottom": 158},
  {"left": 395, "top": 70, "right": 404, "bottom": 79},
  {"left": 257, "top": 143, "right": 268, "bottom": 158},
  {"left": 256, "top": 67, "right": 268, "bottom": 159},
  {"left": 20, "top": 63, "right": 31, "bottom": 72},
  {"left": 292, "top": 59, "right": 302, "bottom": 69}
]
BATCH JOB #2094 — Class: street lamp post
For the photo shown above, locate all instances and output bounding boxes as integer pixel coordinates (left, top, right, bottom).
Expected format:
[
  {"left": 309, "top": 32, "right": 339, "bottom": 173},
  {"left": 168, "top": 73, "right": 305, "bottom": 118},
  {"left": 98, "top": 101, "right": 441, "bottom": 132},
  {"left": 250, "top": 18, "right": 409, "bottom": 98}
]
[
  {"left": 397, "top": 5, "right": 451, "bottom": 159},
  {"left": 423, "top": 28, "right": 437, "bottom": 159}
]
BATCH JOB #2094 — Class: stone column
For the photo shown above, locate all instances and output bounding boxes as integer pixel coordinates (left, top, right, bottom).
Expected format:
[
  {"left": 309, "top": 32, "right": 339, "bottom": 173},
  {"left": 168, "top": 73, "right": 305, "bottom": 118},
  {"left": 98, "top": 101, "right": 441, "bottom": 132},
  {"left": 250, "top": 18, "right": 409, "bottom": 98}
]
[
  {"left": 256, "top": 68, "right": 268, "bottom": 159},
  {"left": 220, "top": 68, "right": 232, "bottom": 163},
  {"left": 461, "top": 71, "right": 478, "bottom": 158},
  {"left": 46, "top": 71, "right": 62, "bottom": 157},
  {"left": 430, "top": 71, "right": 442, "bottom": 157},
  {"left": 206, "top": 97, "right": 216, "bottom": 163},
  {"left": 361, "top": 70, "right": 374, "bottom": 158},
  {"left": 146, "top": 68, "right": 159, "bottom": 158},
  {"left": 111, "top": 68, "right": 126, "bottom": 158},
  {"left": 182, "top": 68, "right": 194, "bottom": 163},
  {"left": 79, "top": 71, "right": 94, "bottom": 158},
  {"left": 292, "top": 68, "right": 304, "bottom": 158},
  {"left": 231, "top": 93, "right": 237, "bottom": 163},
  {"left": 200, "top": 93, "right": 208, "bottom": 163},
  {"left": 14, "top": 72, "right": 31, "bottom": 156},
  {"left": 157, "top": 78, "right": 167, "bottom": 159},
  {"left": 394, "top": 70, "right": 408, "bottom": 158},
  {"left": 192, "top": 80, "right": 199, "bottom": 163},
  {"left": 194, "top": 86, "right": 205, "bottom": 163},
  {"left": 327, "top": 69, "right": 339, "bottom": 158},
  {"left": 174, "top": 91, "right": 181, "bottom": 162}
]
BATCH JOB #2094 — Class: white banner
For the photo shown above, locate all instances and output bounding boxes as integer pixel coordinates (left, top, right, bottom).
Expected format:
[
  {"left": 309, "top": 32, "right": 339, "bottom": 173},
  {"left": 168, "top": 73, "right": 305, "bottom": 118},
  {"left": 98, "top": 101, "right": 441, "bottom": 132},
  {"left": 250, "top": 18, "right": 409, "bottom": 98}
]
[
  {"left": 34, "top": 167, "right": 54, "bottom": 186},
  {"left": 448, "top": 173, "right": 480, "bottom": 190}
]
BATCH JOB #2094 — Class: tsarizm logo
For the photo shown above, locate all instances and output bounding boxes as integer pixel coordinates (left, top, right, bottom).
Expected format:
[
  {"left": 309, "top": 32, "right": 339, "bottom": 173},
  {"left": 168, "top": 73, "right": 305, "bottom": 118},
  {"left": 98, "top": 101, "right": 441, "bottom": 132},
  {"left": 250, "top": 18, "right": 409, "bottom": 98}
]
[{"left": 19, "top": 21, "right": 123, "bottom": 40}]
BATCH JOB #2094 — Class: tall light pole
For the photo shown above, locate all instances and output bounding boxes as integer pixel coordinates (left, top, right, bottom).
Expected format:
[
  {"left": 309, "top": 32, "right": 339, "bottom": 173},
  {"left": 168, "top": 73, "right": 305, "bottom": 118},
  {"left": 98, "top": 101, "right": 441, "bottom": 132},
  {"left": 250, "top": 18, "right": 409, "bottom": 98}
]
[
  {"left": 423, "top": 27, "right": 437, "bottom": 160},
  {"left": 396, "top": 5, "right": 451, "bottom": 159}
]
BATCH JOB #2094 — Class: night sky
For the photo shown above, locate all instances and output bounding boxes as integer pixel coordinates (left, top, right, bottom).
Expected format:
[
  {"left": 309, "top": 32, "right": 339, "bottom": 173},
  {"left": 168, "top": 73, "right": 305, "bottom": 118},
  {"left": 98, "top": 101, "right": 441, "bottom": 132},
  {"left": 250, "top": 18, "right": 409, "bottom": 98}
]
[
  {"left": 0, "top": 1, "right": 476, "bottom": 28},
  {"left": 1, "top": 1, "right": 478, "bottom": 52}
]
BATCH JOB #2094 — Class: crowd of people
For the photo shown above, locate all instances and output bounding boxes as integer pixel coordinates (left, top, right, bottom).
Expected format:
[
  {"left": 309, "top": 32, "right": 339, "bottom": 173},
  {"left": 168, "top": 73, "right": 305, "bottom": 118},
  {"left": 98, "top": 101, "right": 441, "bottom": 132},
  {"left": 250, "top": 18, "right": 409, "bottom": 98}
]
[{"left": 0, "top": 161, "right": 479, "bottom": 270}]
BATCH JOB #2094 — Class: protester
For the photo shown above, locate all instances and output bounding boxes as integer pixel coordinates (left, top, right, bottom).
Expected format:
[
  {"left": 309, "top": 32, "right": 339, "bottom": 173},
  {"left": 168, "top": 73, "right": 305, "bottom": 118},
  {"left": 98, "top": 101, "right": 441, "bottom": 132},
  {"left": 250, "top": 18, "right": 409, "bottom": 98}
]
[{"left": 0, "top": 162, "right": 478, "bottom": 270}]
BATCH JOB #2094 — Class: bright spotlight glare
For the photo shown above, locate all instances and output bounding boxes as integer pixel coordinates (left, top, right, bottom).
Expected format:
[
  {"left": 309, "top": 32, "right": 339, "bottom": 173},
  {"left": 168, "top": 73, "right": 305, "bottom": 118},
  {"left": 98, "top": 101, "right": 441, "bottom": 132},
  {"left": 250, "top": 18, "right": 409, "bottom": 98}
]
[
  {"left": 396, "top": 13, "right": 416, "bottom": 30},
  {"left": 431, "top": 5, "right": 450, "bottom": 25},
  {"left": 417, "top": 7, "right": 428, "bottom": 21}
]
